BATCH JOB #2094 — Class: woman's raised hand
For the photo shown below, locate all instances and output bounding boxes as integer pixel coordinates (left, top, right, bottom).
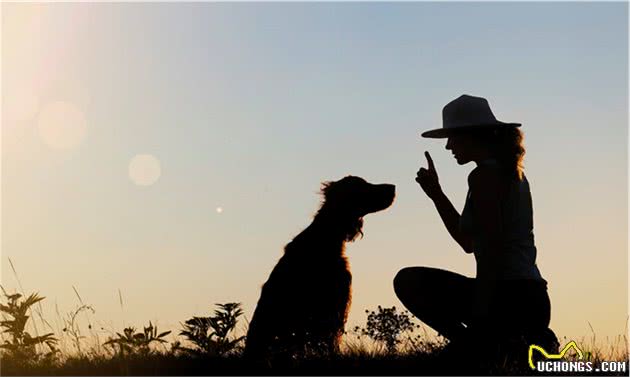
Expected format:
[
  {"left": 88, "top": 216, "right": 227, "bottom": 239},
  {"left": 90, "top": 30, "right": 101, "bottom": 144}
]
[{"left": 416, "top": 151, "right": 442, "bottom": 199}]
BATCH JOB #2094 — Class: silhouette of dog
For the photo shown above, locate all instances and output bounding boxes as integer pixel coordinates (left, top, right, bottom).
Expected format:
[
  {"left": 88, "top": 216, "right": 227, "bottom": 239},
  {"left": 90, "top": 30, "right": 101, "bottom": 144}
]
[{"left": 245, "top": 176, "right": 395, "bottom": 360}]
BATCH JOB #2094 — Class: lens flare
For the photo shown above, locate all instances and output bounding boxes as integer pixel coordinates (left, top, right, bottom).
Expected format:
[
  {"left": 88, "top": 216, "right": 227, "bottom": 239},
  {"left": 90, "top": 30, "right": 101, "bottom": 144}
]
[{"left": 128, "top": 154, "right": 161, "bottom": 186}]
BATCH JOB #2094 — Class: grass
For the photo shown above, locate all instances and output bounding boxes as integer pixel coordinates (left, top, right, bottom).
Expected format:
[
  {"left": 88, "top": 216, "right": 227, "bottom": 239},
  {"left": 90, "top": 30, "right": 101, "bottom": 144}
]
[
  {"left": 2, "top": 335, "right": 628, "bottom": 376},
  {"left": 0, "top": 261, "right": 627, "bottom": 376},
  {"left": 1, "top": 303, "right": 626, "bottom": 377},
  {"left": 0, "top": 338, "right": 462, "bottom": 376}
]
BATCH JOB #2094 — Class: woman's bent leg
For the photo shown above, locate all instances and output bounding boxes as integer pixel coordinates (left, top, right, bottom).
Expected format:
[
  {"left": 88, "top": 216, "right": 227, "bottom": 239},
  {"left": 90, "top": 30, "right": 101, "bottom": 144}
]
[{"left": 393, "top": 266, "right": 475, "bottom": 341}]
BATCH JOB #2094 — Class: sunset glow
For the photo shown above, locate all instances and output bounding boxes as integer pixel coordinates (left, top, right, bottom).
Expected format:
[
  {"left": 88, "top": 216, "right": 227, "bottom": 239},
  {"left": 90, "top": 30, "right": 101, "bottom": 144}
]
[{"left": 1, "top": 2, "right": 627, "bottom": 352}]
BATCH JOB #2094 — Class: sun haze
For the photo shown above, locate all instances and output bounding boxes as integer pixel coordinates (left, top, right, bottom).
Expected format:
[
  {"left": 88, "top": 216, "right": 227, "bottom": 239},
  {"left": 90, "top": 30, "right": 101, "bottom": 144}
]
[{"left": 1, "top": 2, "right": 627, "bottom": 347}]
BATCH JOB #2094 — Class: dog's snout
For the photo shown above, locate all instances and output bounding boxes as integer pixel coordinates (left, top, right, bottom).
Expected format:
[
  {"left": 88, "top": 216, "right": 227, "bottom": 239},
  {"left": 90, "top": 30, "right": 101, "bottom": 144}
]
[
  {"left": 373, "top": 183, "right": 396, "bottom": 212},
  {"left": 385, "top": 184, "right": 396, "bottom": 197},
  {"left": 379, "top": 184, "right": 396, "bottom": 200}
]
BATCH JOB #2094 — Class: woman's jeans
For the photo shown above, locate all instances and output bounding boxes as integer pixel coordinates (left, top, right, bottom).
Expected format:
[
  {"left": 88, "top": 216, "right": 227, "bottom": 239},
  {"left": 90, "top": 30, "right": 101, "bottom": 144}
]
[{"left": 393, "top": 266, "right": 551, "bottom": 342}]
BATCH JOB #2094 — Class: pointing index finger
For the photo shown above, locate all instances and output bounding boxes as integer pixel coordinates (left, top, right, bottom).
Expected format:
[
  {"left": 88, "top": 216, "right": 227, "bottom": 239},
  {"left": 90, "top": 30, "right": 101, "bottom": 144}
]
[{"left": 425, "top": 151, "right": 435, "bottom": 172}]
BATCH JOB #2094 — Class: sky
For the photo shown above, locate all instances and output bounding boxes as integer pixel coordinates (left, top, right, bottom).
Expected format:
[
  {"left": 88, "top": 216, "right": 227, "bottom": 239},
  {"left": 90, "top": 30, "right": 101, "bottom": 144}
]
[{"left": 1, "top": 2, "right": 627, "bottom": 349}]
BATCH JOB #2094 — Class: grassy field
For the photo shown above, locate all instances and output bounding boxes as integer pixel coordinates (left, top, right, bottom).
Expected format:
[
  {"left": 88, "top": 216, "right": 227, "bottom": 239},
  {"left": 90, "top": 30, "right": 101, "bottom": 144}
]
[
  {"left": 2, "top": 337, "right": 628, "bottom": 376},
  {"left": 0, "top": 284, "right": 627, "bottom": 376}
]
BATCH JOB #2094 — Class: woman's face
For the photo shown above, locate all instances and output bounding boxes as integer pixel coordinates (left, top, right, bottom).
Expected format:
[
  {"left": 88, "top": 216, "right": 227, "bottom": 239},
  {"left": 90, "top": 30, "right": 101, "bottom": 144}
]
[{"left": 445, "top": 133, "right": 483, "bottom": 165}]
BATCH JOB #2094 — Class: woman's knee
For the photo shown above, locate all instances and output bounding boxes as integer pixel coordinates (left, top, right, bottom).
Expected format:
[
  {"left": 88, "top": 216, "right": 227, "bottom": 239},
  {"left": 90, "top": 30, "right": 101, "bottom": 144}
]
[{"left": 393, "top": 267, "right": 422, "bottom": 299}]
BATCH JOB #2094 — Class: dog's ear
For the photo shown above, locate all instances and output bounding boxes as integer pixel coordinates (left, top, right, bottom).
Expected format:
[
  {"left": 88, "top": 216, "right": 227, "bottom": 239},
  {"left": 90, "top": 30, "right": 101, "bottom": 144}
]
[{"left": 320, "top": 181, "right": 335, "bottom": 197}]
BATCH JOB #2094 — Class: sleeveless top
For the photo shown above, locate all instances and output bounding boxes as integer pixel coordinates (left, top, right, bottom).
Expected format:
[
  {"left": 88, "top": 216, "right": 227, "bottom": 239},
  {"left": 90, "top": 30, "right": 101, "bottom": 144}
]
[{"left": 460, "top": 159, "right": 546, "bottom": 283}]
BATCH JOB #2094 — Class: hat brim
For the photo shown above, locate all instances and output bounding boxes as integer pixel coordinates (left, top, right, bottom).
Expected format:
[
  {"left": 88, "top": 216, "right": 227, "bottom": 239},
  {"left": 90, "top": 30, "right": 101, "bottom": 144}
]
[{"left": 420, "top": 122, "right": 522, "bottom": 139}]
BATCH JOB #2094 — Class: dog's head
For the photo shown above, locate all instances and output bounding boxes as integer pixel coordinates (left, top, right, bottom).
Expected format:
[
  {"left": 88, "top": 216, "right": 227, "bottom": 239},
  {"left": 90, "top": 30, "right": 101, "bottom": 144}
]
[{"left": 319, "top": 176, "right": 396, "bottom": 241}]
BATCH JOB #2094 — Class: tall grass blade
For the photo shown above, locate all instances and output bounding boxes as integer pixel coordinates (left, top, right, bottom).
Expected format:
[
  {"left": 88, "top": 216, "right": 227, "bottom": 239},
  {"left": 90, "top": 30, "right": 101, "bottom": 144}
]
[
  {"left": 118, "top": 289, "right": 124, "bottom": 310},
  {"left": 72, "top": 286, "right": 84, "bottom": 305}
]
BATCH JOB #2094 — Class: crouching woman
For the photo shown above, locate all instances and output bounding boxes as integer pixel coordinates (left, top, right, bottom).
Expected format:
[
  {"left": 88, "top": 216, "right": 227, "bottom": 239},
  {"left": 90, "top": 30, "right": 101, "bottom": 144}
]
[{"left": 394, "top": 95, "right": 557, "bottom": 358}]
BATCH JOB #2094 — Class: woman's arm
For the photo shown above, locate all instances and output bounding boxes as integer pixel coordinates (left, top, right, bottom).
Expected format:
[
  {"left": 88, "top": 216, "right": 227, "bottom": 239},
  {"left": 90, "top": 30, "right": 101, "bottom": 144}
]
[
  {"left": 430, "top": 190, "right": 474, "bottom": 254},
  {"left": 416, "top": 151, "right": 474, "bottom": 254}
]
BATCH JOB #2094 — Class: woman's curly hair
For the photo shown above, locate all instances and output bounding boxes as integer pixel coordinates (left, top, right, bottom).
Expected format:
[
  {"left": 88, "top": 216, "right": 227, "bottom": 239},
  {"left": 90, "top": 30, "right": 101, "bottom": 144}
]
[{"left": 466, "top": 126, "right": 526, "bottom": 180}]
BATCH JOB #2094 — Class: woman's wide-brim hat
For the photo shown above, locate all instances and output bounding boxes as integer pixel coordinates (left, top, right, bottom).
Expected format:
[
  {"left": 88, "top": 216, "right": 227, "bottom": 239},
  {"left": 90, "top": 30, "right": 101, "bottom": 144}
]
[{"left": 421, "top": 94, "right": 521, "bottom": 139}]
